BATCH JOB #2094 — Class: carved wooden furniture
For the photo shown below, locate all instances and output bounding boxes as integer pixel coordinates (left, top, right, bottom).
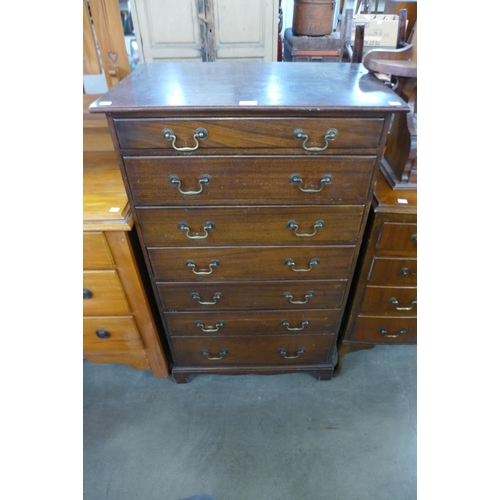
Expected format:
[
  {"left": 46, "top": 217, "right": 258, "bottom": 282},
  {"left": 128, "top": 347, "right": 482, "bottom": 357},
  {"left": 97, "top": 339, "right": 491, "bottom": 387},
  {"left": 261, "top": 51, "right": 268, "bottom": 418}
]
[
  {"left": 337, "top": 168, "right": 416, "bottom": 371},
  {"left": 379, "top": 76, "right": 416, "bottom": 188},
  {"left": 83, "top": 0, "right": 130, "bottom": 88},
  {"left": 363, "top": 12, "right": 417, "bottom": 188},
  {"left": 83, "top": 94, "right": 169, "bottom": 377},
  {"left": 89, "top": 62, "right": 408, "bottom": 383}
]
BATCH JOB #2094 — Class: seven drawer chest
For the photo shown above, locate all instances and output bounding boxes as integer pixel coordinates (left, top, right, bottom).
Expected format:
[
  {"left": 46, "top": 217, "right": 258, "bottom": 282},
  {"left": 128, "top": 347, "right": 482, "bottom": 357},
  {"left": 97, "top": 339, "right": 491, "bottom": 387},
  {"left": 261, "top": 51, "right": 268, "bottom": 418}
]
[{"left": 89, "top": 62, "right": 408, "bottom": 383}]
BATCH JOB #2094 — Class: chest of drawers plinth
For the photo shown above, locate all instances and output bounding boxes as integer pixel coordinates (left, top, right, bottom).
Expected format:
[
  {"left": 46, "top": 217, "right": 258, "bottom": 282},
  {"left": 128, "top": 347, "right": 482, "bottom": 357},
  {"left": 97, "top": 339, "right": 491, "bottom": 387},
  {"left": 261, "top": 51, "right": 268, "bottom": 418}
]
[{"left": 90, "top": 62, "right": 408, "bottom": 383}]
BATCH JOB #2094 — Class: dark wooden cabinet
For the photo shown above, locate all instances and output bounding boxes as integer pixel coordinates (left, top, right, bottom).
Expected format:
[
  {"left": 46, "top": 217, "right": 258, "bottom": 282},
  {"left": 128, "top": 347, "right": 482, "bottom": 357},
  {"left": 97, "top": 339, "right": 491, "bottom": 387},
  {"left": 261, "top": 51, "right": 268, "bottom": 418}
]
[
  {"left": 338, "top": 169, "right": 417, "bottom": 370},
  {"left": 90, "top": 62, "right": 408, "bottom": 383}
]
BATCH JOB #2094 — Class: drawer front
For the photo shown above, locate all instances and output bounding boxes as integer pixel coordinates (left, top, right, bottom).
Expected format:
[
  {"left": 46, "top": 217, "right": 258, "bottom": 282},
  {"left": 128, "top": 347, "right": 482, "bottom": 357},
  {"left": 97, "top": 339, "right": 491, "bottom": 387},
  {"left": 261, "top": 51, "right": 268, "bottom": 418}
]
[
  {"left": 83, "top": 232, "right": 115, "bottom": 270},
  {"left": 351, "top": 316, "right": 417, "bottom": 343},
  {"left": 360, "top": 286, "right": 417, "bottom": 316},
  {"left": 165, "top": 309, "right": 341, "bottom": 337},
  {"left": 368, "top": 257, "right": 417, "bottom": 286},
  {"left": 114, "top": 118, "right": 385, "bottom": 151},
  {"left": 148, "top": 245, "right": 355, "bottom": 281},
  {"left": 83, "top": 316, "right": 144, "bottom": 351},
  {"left": 83, "top": 270, "right": 131, "bottom": 316},
  {"left": 156, "top": 280, "right": 347, "bottom": 311},
  {"left": 171, "top": 334, "right": 334, "bottom": 366},
  {"left": 376, "top": 222, "right": 417, "bottom": 253},
  {"left": 123, "top": 156, "right": 376, "bottom": 204},
  {"left": 137, "top": 206, "right": 365, "bottom": 246},
  {"left": 83, "top": 350, "right": 150, "bottom": 370}
]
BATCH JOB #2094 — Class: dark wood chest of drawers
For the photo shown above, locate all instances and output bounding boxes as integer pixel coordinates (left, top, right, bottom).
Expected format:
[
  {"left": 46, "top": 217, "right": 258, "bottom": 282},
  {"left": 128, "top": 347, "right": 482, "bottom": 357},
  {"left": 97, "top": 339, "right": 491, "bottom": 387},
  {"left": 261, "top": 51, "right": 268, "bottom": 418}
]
[
  {"left": 90, "top": 62, "right": 408, "bottom": 383},
  {"left": 338, "top": 169, "right": 417, "bottom": 370}
]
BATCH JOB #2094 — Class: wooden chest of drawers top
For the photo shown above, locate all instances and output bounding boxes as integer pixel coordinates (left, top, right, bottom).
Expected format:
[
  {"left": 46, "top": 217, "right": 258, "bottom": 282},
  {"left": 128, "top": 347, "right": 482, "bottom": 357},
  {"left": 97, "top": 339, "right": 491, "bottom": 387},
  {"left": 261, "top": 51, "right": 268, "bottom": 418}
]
[
  {"left": 89, "top": 62, "right": 408, "bottom": 119},
  {"left": 83, "top": 94, "right": 131, "bottom": 232},
  {"left": 373, "top": 169, "right": 417, "bottom": 216}
]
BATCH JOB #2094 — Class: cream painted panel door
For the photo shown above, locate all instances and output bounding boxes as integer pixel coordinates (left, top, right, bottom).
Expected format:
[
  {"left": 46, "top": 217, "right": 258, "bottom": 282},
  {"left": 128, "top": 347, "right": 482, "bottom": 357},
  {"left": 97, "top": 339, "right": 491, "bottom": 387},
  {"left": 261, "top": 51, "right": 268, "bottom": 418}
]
[
  {"left": 130, "top": 0, "right": 278, "bottom": 62},
  {"left": 130, "top": 0, "right": 206, "bottom": 61},
  {"left": 212, "top": 0, "right": 278, "bottom": 61}
]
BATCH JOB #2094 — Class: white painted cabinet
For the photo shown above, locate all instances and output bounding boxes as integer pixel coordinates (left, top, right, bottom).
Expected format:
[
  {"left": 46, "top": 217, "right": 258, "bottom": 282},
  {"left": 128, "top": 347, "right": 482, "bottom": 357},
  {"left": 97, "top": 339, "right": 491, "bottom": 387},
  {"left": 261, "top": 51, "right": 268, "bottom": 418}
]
[{"left": 130, "top": 0, "right": 279, "bottom": 62}]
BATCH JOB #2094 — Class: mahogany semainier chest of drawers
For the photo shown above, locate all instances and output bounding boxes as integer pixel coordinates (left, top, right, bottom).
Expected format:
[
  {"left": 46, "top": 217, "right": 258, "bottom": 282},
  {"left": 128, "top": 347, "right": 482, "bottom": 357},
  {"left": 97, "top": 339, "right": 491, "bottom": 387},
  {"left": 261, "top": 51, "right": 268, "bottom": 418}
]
[{"left": 90, "top": 62, "right": 408, "bottom": 383}]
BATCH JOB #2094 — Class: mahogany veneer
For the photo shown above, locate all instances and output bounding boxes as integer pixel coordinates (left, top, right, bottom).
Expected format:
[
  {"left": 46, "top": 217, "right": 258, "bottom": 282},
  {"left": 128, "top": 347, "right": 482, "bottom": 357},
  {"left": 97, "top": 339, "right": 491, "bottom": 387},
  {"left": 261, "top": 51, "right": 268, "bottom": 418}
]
[
  {"left": 90, "top": 62, "right": 408, "bottom": 383},
  {"left": 337, "top": 169, "right": 417, "bottom": 371}
]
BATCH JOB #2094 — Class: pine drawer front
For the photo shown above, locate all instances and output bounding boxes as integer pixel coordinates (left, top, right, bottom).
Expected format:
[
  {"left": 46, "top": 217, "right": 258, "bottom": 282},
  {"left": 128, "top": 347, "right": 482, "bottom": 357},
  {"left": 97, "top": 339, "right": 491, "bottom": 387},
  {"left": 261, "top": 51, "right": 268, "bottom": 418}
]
[
  {"left": 122, "top": 156, "right": 376, "bottom": 205},
  {"left": 156, "top": 280, "right": 347, "bottom": 311},
  {"left": 83, "top": 270, "right": 131, "bottom": 316},
  {"left": 83, "top": 232, "right": 115, "bottom": 270},
  {"left": 376, "top": 222, "right": 418, "bottom": 254},
  {"left": 165, "top": 309, "right": 341, "bottom": 337},
  {"left": 136, "top": 205, "right": 364, "bottom": 247},
  {"left": 83, "top": 316, "right": 144, "bottom": 351},
  {"left": 148, "top": 246, "right": 356, "bottom": 281},
  {"left": 360, "top": 286, "right": 417, "bottom": 316},
  {"left": 83, "top": 351, "right": 150, "bottom": 370},
  {"left": 114, "top": 118, "right": 385, "bottom": 151},
  {"left": 351, "top": 316, "right": 417, "bottom": 343},
  {"left": 171, "top": 335, "right": 335, "bottom": 366},
  {"left": 367, "top": 257, "right": 417, "bottom": 286}
]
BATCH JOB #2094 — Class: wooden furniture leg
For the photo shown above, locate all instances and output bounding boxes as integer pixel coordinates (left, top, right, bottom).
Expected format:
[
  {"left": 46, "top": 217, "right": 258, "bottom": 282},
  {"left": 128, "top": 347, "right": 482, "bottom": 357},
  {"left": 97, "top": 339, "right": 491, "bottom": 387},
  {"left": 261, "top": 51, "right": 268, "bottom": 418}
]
[{"left": 334, "top": 342, "right": 376, "bottom": 376}]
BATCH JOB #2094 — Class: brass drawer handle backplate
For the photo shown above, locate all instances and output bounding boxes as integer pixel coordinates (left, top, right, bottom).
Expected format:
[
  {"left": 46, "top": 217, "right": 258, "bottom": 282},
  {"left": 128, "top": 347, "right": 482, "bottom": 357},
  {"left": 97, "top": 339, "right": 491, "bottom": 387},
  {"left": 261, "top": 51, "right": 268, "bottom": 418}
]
[
  {"left": 285, "top": 258, "right": 319, "bottom": 272},
  {"left": 169, "top": 174, "right": 211, "bottom": 195},
  {"left": 191, "top": 292, "right": 222, "bottom": 305},
  {"left": 162, "top": 127, "right": 208, "bottom": 151},
  {"left": 277, "top": 347, "right": 306, "bottom": 359},
  {"left": 195, "top": 320, "right": 225, "bottom": 333},
  {"left": 186, "top": 259, "right": 219, "bottom": 275},
  {"left": 283, "top": 291, "right": 314, "bottom": 304},
  {"left": 178, "top": 221, "right": 215, "bottom": 239},
  {"left": 287, "top": 220, "right": 325, "bottom": 237},
  {"left": 293, "top": 128, "right": 338, "bottom": 151},
  {"left": 380, "top": 328, "right": 408, "bottom": 339},
  {"left": 290, "top": 173, "right": 333, "bottom": 193},
  {"left": 281, "top": 319, "right": 310, "bottom": 331},
  {"left": 389, "top": 297, "right": 417, "bottom": 311},
  {"left": 200, "top": 349, "right": 228, "bottom": 360}
]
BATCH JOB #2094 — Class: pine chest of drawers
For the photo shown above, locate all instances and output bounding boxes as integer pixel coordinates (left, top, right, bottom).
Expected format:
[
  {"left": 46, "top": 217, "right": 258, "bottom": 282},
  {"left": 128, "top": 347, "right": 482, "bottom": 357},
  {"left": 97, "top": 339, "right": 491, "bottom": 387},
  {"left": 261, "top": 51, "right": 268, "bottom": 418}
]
[
  {"left": 90, "top": 62, "right": 408, "bottom": 383},
  {"left": 83, "top": 94, "right": 169, "bottom": 377}
]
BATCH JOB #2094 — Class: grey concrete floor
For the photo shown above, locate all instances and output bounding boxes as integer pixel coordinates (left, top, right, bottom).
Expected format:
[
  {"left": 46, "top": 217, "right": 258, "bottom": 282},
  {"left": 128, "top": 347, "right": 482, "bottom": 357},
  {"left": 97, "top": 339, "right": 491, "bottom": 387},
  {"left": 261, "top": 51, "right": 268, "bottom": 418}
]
[{"left": 83, "top": 345, "right": 417, "bottom": 500}]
